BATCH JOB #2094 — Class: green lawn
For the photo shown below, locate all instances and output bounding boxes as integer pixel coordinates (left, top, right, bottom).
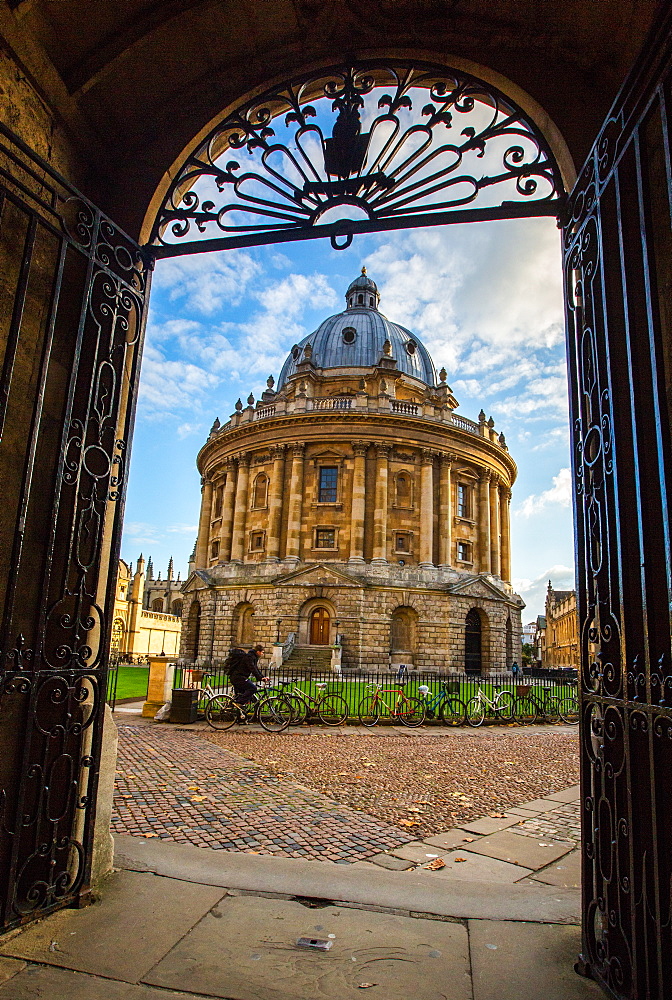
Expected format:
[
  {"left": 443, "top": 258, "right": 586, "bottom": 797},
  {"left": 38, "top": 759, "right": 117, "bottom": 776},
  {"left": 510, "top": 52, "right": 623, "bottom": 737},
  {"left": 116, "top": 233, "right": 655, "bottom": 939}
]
[{"left": 110, "top": 666, "right": 149, "bottom": 701}]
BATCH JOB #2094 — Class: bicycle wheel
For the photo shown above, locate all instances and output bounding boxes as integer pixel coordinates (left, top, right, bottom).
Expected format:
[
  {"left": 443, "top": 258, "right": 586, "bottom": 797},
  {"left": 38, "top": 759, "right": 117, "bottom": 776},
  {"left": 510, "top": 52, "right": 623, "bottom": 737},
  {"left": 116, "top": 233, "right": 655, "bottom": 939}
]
[
  {"left": 284, "top": 693, "right": 309, "bottom": 725},
  {"left": 466, "top": 697, "right": 485, "bottom": 727},
  {"left": 514, "top": 695, "right": 538, "bottom": 725},
  {"left": 439, "top": 698, "right": 466, "bottom": 726},
  {"left": 205, "top": 694, "right": 240, "bottom": 731},
  {"left": 495, "top": 690, "right": 515, "bottom": 721},
  {"left": 398, "top": 696, "right": 426, "bottom": 727},
  {"left": 358, "top": 695, "right": 380, "bottom": 727},
  {"left": 542, "top": 695, "right": 561, "bottom": 724},
  {"left": 317, "top": 693, "right": 349, "bottom": 726},
  {"left": 558, "top": 696, "right": 579, "bottom": 725},
  {"left": 257, "top": 693, "right": 292, "bottom": 732}
]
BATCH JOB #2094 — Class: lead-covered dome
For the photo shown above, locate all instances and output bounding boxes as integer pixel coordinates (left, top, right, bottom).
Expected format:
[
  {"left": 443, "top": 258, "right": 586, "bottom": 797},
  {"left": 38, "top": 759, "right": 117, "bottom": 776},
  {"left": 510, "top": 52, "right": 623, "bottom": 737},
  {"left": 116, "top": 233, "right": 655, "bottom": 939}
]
[{"left": 278, "top": 268, "right": 437, "bottom": 387}]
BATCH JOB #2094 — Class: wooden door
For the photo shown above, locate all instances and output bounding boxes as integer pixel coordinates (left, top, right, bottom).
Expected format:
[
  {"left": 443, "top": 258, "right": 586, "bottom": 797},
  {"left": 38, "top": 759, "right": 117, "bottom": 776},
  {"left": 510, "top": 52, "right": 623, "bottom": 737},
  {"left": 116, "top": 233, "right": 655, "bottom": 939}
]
[{"left": 310, "top": 608, "right": 330, "bottom": 644}]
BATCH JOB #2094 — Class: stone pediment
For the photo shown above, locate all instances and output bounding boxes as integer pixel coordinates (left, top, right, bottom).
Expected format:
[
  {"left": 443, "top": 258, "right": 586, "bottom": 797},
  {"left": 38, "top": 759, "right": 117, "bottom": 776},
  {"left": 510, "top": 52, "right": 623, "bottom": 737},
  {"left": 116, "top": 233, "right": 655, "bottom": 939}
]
[
  {"left": 181, "top": 570, "right": 214, "bottom": 593},
  {"left": 449, "top": 575, "right": 512, "bottom": 601},
  {"left": 275, "top": 563, "right": 361, "bottom": 588}
]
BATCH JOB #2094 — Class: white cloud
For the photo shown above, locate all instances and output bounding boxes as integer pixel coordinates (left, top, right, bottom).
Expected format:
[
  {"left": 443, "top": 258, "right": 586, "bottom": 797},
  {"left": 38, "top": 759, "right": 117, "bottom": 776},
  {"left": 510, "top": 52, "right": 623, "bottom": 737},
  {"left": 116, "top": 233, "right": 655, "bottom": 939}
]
[
  {"left": 166, "top": 523, "right": 198, "bottom": 534},
  {"left": 516, "top": 468, "right": 573, "bottom": 518},
  {"left": 176, "top": 422, "right": 202, "bottom": 439},
  {"left": 152, "top": 252, "right": 260, "bottom": 315},
  {"left": 513, "top": 564, "right": 576, "bottom": 620}
]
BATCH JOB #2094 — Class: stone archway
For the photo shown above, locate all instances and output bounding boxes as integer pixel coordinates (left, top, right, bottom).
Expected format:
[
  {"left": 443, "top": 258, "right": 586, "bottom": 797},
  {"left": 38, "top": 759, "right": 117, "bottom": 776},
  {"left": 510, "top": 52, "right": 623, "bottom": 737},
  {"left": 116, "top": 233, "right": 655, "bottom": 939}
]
[{"left": 309, "top": 607, "right": 331, "bottom": 645}]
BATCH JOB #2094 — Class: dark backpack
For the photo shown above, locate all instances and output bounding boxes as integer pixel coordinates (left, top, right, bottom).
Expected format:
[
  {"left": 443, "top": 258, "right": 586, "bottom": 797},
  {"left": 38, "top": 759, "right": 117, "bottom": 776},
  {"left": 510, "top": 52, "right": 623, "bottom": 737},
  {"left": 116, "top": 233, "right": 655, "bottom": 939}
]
[{"left": 223, "top": 647, "right": 249, "bottom": 676}]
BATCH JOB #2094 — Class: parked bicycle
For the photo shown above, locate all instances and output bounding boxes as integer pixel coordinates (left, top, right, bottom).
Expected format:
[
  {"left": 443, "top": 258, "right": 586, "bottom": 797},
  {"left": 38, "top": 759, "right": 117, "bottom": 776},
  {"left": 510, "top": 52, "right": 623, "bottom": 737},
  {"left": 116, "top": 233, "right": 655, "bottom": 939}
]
[
  {"left": 557, "top": 688, "right": 579, "bottom": 725},
  {"left": 419, "top": 682, "right": 466, "bottom": 726},
  {"left": 513, "top": 684, "right": 561, "bottom": 725},
  {"left": 203, "top": 677, "right": 293, "bottom": 732},
  {"left": 358, "top": 681, "right": 425, "bottom": 727},
  {"left": 466, "top": 684, "right": 515, "bottom": 727},
  {"left": 271, "top": 679, "right": 349, "bottom": 726}
]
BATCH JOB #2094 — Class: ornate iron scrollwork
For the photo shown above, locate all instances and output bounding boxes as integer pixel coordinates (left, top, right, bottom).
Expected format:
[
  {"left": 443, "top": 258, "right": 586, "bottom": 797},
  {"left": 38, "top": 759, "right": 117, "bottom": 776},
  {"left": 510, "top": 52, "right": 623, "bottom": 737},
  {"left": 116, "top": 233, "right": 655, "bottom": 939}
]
[{"left": 149, "top": 61, "right": 565, "bottom": 255}]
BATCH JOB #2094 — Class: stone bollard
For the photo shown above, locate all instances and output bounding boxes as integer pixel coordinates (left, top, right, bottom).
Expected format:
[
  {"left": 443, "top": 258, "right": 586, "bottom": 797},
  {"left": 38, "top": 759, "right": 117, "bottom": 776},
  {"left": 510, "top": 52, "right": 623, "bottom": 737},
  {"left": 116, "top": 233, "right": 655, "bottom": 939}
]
[
  {"left": 142, "top": 655, "right": 176, "bottom": 718},
  {"left": 331, "top": 645, "right": 342, "bottom": 674},
  {"left": 270, "top": 643, "right": 283, "bottom": 670}
]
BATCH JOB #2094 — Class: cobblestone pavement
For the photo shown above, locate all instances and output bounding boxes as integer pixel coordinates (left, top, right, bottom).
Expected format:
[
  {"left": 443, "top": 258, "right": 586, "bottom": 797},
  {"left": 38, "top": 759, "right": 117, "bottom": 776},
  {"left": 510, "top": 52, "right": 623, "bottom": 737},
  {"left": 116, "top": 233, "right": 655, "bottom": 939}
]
[
  {"left": 515, "top": 802, "right": 581, "bottom": 845},
  {"left": 111, "top": 725, "right": 408, "bottom": 861}
]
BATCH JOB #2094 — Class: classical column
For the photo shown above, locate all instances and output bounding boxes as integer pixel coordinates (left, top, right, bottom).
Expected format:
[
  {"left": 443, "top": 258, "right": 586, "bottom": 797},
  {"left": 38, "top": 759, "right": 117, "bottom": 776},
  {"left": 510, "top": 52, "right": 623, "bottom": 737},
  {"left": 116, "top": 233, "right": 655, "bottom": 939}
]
[
  {"left": 419, "top": 449, "right": 435, "bottom": 567},
  {"left": 438, "top": 452, "right": 453, "bottom": 567},
  {"left": 285, "top": 442, "right": 305, "bottom": 563},
  {"left": 229, "top": 452, "right": 250, "bottom": 563},
  {"left": 266, "top": 444, "right": 286, "bottom": 562},
  {"left": 489, "top": 475, "right": 501, "bottom": 577},
  {"left": 349, "top": 441, "right": 368, "bottom": 564},
  {"left": 219, "top": 459, "right": 237, "bottom": 562},
  {"left": 371, "top": 443, "right": 390, "bottom": 563},
  {"left": 194, "top": 476, "right": 213, "bottom": 569},
  {"left": 500, "top": 484, "right": 512, "bottom": 582},
  {"left": 479, "top": 470, "right": 491, "bottom": 573}
]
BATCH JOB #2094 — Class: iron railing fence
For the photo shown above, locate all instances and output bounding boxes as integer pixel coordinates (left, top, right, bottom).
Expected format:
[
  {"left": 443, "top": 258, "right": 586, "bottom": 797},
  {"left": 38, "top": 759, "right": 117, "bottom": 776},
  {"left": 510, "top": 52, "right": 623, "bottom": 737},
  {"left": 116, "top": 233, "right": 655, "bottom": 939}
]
[{"left": 172, "top": 662, "right": 578, "bottom": 718}]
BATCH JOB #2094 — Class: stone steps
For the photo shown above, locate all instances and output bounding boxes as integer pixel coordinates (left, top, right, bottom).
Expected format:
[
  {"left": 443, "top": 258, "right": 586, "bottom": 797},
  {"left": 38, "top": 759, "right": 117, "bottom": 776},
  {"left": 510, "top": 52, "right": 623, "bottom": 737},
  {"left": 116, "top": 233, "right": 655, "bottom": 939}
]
[{"left": 283, "top": 646, "right": 332, "bottom": 671}]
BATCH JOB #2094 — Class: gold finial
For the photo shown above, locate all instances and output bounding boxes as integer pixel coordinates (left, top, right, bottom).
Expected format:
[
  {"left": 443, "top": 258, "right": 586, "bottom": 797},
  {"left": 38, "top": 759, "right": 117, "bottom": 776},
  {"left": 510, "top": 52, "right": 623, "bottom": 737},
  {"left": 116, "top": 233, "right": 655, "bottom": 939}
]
[{"left": 361, "top": 265, "right": 367, "bottom": 274}]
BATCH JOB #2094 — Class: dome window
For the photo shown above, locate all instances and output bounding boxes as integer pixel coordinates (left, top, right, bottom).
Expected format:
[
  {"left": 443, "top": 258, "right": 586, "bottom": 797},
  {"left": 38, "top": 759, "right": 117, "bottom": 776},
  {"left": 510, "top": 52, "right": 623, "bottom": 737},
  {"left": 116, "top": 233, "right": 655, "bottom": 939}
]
[
  {"left": 406, "top": 339, "right": 417, "bottom": 356},
  {"left": 342, "top": 327, "right": 356, "bottom": 345},
  {"left": 291, "top": 345, "right": 301, "bottom": 361},
  {"left": 357, "top": 293, "right": 364, "bottom": 304}
]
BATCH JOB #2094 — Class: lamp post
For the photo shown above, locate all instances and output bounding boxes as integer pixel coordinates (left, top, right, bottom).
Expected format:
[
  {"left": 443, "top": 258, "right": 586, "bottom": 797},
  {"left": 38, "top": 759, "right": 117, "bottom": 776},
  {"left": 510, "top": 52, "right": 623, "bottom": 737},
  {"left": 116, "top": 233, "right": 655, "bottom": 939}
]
[{"left": 276, "top": 618, "right": 282, "bottom": 642}]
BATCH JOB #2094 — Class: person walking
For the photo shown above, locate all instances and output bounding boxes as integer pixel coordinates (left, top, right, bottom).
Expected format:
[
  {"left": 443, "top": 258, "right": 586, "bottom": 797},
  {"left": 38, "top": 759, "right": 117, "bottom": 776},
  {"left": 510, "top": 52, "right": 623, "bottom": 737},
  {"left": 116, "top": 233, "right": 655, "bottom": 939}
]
[{"left": 511, "top": 660, "right": 520, "bottom": 678}]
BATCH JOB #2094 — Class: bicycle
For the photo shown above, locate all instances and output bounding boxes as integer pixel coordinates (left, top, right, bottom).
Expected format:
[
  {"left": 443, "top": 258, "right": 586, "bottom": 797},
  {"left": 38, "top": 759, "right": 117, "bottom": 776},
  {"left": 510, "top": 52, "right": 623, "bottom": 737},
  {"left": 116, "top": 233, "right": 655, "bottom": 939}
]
[
  {"left": 203, "top": 678, "right": 293, "bottom": 733},
  {"left": 557, "top": 684, "right": 579, "bottom": 725},
  {"left": 271, "top": 680, "right": 349, "bottom": 726},
  {"left": 513, "top": 684, "right": 561, "bottom": 725},
  {"left": 358, "top": 681, "right": 426, "bottom": 727},
  {"left": 419, "top": 682, "right": 466, "bottom": 726},
  {"left": 465, "top": 684, "right": 515, "bottom": 727}
]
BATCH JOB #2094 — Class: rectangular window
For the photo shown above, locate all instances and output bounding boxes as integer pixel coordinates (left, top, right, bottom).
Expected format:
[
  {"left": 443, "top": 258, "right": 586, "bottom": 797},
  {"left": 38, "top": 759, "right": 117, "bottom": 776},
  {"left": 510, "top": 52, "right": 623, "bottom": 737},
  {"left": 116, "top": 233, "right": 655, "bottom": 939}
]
[
  {"left": 457, "top": 484, "right": 470, "bottom": 518},
  {"left": 457, "top": 541, "right": 471, "bottom": 562},
  {"left": 395, "top": 533, "right": 410, "bottom": 552},
  {"left": 318, "top": 466, "right": 338, "bottom": 503},
  {"left": 315, "top": 528, "right": 336, "bottom": 548},
  {"left": 250, "top": 531, "right": 265, "bottom": 550},
  {"left": 211, "top": 539, "right": 220, "bottom": 559}
]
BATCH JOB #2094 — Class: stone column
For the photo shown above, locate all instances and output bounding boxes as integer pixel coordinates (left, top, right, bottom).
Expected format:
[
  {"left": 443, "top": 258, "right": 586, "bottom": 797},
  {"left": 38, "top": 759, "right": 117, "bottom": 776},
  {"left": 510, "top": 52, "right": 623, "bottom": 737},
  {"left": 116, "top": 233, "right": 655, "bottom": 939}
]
[
  {"left": 349, "top": 441, "right": 368, "bottom": 564},
  {"left": 266, "top": 444, "right": 286, "bottom": 562},
  {"left": 230, "top": 452, "right": 250, "bottom": 563},
  {"left": 490, "top": 475, "right": 501, "bottom": 577},
  {"left": 219, "top": 459, "right": 237, "bottom": 562},
  {"left": 479, "top": 470, "right": 491, "bottom": 573},
  {"left": 194, "top": 477, "right": 213, "bottom": 569},
  {"left": 285, "top": 442, "right": 305, "bottom": 563},
  {"left": 419, "top": 449, "right": 435, "bottom": 567},
  {"left": 500, "top": 484, "right": 512, "bottom": 582},
  {"left": 439, "top": 452, "right": 453, "bottom": 567},
  {"left": 372, "top": 443, "right": 390, "bottom": 563}
]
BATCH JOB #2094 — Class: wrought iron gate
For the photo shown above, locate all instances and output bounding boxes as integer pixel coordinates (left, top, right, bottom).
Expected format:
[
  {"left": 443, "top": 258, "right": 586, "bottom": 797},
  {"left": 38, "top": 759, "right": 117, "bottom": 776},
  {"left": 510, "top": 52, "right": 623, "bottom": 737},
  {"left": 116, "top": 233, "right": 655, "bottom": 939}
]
[
  {"left": 564, "top": 9, "right": 672, "bottom": 998},
  {"left": 0, "top": 124, "right": 150, "bottom": 930}
]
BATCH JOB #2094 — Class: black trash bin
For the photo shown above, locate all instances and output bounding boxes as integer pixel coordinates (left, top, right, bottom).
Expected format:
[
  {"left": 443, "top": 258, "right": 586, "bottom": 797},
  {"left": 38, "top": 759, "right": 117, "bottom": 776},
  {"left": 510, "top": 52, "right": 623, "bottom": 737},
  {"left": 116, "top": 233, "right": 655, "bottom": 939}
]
[{"left": 170, "top": 688, "right": 199, "bottom": 724}]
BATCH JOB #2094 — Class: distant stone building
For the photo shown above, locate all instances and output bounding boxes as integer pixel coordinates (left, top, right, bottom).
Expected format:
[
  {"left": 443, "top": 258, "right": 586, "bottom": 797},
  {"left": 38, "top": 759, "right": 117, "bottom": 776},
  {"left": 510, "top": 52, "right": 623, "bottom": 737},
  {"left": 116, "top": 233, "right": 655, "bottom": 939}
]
[
  {"left": 542, "top": 581, "right": 578, "bottom": 669},
  {"left": 112, "top": 556, "right": 182, "bottom": 658},
  {"left": 182, "top": 270, "right": 524, "bottom": 673}
]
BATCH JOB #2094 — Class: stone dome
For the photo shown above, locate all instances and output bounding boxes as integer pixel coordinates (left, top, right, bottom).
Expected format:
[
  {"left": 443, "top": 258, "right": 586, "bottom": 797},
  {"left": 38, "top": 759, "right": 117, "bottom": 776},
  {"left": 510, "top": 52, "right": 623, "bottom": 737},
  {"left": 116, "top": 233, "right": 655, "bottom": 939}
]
[{"left": 278, "top": 269, "right": 437, "bottom": 388}]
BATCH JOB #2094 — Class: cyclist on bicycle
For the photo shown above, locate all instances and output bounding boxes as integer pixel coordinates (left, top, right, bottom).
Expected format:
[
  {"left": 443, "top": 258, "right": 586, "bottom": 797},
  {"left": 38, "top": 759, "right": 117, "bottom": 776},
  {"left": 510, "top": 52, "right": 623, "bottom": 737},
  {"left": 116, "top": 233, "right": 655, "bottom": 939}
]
[{"left": 227, "top": 644, "right": 268, "bottom": 709}]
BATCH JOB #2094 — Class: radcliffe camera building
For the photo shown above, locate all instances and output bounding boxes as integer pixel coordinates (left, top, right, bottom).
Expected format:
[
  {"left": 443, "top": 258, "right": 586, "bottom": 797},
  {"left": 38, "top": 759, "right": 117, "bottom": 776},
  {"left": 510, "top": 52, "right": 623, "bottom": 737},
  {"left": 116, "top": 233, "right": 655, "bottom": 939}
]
[{"left": 182, "top": 270, "right": 523, "bottom": 673}]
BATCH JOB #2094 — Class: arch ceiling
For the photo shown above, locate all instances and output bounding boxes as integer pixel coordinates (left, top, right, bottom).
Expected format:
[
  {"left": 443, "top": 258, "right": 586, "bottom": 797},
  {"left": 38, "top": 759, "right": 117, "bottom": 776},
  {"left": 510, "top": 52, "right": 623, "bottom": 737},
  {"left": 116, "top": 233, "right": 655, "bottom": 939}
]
[{"left": 2, "top": 0, "right": 660, "bottom": 236}]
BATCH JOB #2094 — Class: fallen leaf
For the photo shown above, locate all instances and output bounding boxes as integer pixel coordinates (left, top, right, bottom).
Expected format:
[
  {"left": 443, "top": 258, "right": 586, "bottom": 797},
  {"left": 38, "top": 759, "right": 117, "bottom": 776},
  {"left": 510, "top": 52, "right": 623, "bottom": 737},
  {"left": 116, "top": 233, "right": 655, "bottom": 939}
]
[
  {"left": 191, "top": 795, "right": 206, "bottom": 802},
  {"left": 423, "top": 858, "right": 446, "bottom": 870},
  {"left": 358, "top": 985, "right": 377, "bottom": 990},
  {"left": 454, "top": 857, "right": 467, "bottom": 862},
  {"left": 398, "top": 820, "right": 420, "bottom": 828}
]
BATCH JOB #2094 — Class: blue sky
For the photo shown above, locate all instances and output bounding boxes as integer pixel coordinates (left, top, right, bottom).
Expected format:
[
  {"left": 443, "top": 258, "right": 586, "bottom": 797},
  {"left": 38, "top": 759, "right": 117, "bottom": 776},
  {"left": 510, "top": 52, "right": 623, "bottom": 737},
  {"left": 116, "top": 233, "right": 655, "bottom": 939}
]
[{"left": 121, "top": 218, "right": 574, "bottom": 620}]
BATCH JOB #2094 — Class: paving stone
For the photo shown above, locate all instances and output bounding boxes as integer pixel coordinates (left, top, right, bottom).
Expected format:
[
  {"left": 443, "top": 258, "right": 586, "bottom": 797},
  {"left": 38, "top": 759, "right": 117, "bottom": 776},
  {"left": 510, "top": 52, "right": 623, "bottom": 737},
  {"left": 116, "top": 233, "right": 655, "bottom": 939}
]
[
  {"left": 530, "top": 849, "right": 582, "bottom": 889},
  {"left": 517, "top": 799, "right": 563, "bottom": 814},
  {"left": 543, "top": 786, "right": 581, "bottom": 803},
  {"left": 417, "top": 850, "right": 532, "bottom": 883},
  {"left": 469, "top": 920, "right": 603, "bottom": 1000},
  {"left": 0, "top": 964, "right": 217, "bottom": 999},
  {"left": 459, "top": 816, "right": 522, "bottom": 836},
  {"left": 369, "top": 853, "right": 416, "bottom": 870},
  {"left": 505, "top": 807, "right": 541, "bottom": 817},
  {"left": 1, "top": 871, "right": 224, "bottom": 983},
  {"left": 423, "top": 829, "right": 480, "bottom": 850},
  {"left": 388, "top": 841, "right": 450, "bottom": 864},
  {"left": 464, "top": 830, "right": 574, "bottom": 870},
  {"left": 144, "top": 895, "right": 472, "bottom": 1000},
  {"left": 0, "top": 957, "right": 25, "bottom": 987}
]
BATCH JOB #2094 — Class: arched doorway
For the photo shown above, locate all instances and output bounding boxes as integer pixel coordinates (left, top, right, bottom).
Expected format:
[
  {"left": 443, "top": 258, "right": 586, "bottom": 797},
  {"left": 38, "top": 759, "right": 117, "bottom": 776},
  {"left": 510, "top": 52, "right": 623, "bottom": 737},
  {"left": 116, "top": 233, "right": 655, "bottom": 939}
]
[
  {"left": 465, "top": 608, "right": 482, "bottom": 675},
  {"left": 310, "top": 607, "right": 330, "bottom": 645}
]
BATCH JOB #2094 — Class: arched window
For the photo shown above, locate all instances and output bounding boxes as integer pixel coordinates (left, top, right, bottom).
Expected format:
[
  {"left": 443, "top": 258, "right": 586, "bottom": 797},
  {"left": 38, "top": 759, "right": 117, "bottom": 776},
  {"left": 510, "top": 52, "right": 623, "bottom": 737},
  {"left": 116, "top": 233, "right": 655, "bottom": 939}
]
[
  {"left": 357, "top": 293, "right": 363, "bottom": 304},
  {"left": 171, "top": 600, "right": 183, "bottom": 617},
  {"left": 185, "top": 601, "right": 201, "bottom": 660},
  {"left": 111, "top": 619, "right": 125, "bottom": 654},
  {"left": 395, "top": 471, "right": 412, "bottom": 507},
  {"left": 369, "top": 296, "right": 374, "bottom": 307},
  {"left": 253, "top": 473, "right": 268, "bottom": 508},
  {"left": 465, "top": 608, "right": 482, "bottom": 675},
  {"left": 151, "top": 598, "right": 164, "bottom": 612},
  {"left": 234, "top": 602, "right": 255, "bottom": 646},
  {"left": 213, "top": 483, "right": 223, "bottom": 519}
]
